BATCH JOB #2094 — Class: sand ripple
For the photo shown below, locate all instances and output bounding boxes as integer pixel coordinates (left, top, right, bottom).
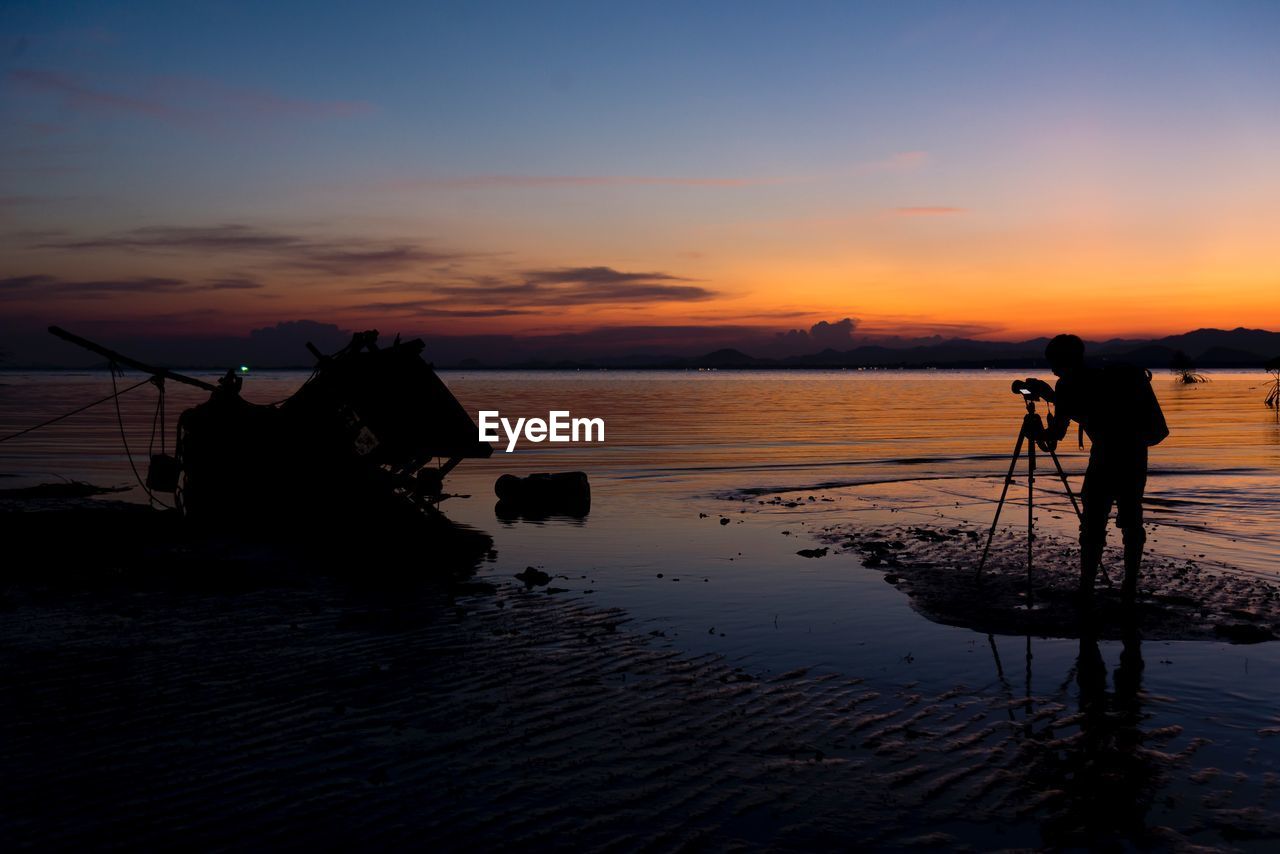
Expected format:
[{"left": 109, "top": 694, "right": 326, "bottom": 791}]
[{"left": 3, "top": 574, "right": 1278, "bottom": 850}]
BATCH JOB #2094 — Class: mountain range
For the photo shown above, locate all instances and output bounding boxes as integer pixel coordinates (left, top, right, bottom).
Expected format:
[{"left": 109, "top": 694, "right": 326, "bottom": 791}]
[
  {"left": 469, "top": 327, "right": 1280, "bottom": 370},
  {"left": 7, "top": 325, "right": 1280, "bottom": 371}
]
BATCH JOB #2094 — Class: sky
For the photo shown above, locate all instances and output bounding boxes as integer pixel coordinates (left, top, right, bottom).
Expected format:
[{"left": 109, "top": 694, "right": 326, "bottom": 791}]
[{"left": 3, "top": 1, "right": 1279, "bottom": 363}]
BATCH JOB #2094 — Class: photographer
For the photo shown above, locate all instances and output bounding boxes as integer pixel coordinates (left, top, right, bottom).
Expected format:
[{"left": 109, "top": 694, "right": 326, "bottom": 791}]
[{"left": 1023, "top": 334, "right": 1168, "bottom": 608}]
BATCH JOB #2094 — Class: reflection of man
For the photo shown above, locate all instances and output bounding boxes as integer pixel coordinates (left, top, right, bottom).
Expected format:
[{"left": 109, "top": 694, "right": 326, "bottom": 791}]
[
  {"left": 1058, "top": 620, "right": 1148, "bottom": 846},
  {"left": 1025, "top": 334, "right": 1167, "bottom": 606}
]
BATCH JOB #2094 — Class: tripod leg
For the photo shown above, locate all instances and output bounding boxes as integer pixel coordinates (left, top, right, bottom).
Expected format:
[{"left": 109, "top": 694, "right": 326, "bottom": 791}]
[
  {"left": 1027, "top": 441, "right": 1035, "bottom": 609},
  {"left": 975, "top": 428, "right": 1026, "bottom": 581},
  {"left": 1047, "top": 447, "right": 1082, "bottom": 521}
]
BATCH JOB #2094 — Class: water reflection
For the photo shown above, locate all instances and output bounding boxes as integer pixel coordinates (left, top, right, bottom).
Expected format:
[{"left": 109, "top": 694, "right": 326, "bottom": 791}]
[
  {"left": 988, "top": 617, "right": 1161, "bottom": 848},
  {"left": 1053, "top": 621, "right": 1150, "bottom": 846}
]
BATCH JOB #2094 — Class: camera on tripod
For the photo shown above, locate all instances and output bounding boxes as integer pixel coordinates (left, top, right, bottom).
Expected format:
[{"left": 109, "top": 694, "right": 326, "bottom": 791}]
[
  {"left": 975, "top": 374, "right": 1086, "bottom": 595},
  {"left": 1010, "top": 378, "right": 1052, "bottom": 402}
]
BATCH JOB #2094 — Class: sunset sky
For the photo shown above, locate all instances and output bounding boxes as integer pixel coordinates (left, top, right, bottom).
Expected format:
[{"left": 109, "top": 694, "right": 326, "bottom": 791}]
[{"left": 3, "top": 1, "right": 1280, "bottom": 362}]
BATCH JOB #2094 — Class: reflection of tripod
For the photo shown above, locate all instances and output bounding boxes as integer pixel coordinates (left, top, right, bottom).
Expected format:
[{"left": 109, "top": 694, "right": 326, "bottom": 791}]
[{"left": 974, "top": 394, "right": 1086, "bottom": 607}]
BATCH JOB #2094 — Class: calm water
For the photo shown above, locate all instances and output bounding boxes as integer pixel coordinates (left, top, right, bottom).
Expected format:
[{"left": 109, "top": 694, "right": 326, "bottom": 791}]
[{"left": 4, "top": 368, "right": 1280, "bottom": 841}]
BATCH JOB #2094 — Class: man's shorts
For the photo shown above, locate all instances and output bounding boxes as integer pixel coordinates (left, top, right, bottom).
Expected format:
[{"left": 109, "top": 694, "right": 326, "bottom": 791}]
[{"left": 1081, "top": 444, "right": 1149, "bottom": 531}]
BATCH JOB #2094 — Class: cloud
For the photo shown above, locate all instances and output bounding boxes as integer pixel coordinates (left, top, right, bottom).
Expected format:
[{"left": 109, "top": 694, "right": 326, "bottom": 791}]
[
  {"left": 7, "top": 68, "right": 373, "bottom": 126},
  {"left": 36, "top": 224, "right": 461, "bottom": 276},
  {"left": 427, "top": 266, "right": 716, "bottom": 307},
  {"left": 522, "top": 266, "right": 691, "bottom": 286},
  {"left": 42, "top": 224, "right": 306, "bottom": 252},
  {"left": 294, "top": 246, "right": 451, "bottom": 275},
  {"left": 204, "top": 276, "right": 265, "bottom": 290},
  {"left": 343, "top": 266, "right": 716, "bottom": 316},
  {"left": 1, "top": 273, "right": 262, "bottom": 299},
  {"left": 892, "top": 206, "right": 964, "bottom": 216},
  {"left": 246, "top": 320, "right": 351, "bottom": 358},
  {"left": 2, "top": 274, "right": 184, "bottom": 297},
  {"left": 768, "top": 317, "right": 860, "bottom": 356},
  {"left": 350, "top": 300, "right": 535, "bottom": 318},
  {"left": 353, "top": 267, "right": 715, "bottom": 314},
  {"left": 397, "top": 174, "right": 760, "bottom": 190}
]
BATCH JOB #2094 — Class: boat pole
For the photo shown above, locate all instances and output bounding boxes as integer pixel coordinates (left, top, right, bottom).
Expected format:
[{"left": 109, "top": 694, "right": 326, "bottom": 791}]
[{"left": 48, "top": 326, "right": 218, "bottom": 392}]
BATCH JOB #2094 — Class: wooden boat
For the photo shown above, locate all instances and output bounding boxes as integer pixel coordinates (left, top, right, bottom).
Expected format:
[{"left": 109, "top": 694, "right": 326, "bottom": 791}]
[{"left": 49, "top": 326, "right": 493, "bottom": 526}]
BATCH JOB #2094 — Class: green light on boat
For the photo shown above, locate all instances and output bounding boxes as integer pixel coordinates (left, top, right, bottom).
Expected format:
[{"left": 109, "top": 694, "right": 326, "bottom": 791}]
[{"left": 239, "top": 365, "right": 249, "bottom": 373}]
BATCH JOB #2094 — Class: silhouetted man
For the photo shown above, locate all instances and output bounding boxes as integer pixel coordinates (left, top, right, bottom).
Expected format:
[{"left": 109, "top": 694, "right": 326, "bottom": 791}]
[{"left": 1025, "top": 334, "right": 1167, "bottom": 606}]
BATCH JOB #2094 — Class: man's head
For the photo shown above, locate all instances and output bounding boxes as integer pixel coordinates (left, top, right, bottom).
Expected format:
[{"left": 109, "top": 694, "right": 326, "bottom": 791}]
[{"left": 1045, "top": 333, "right": 1085, "bottom": 378}]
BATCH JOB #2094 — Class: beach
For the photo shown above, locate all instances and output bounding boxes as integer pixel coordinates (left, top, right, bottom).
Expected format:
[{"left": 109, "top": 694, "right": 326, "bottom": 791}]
[
  {"left": 8, "top": 4, "right": 1280, "bottom": 847},
  {"left": 3, "top": 512, "right": 1277, "bottom": 851},
  {"left": 3, "top": 369, "right": 1280, "bottom": 849}
]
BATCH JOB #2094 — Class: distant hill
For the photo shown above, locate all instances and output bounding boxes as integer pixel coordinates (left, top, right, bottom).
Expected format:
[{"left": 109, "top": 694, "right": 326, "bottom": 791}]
[
  {"left": 471, "top": 327, "right": 1280, "bottom": 369},
  {"left": 697, "top": 348, "right": 759, "bottom": 367}
]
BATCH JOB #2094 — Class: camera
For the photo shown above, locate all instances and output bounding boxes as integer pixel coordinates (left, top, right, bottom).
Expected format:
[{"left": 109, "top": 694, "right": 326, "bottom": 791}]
[{"left": 1010, "top": 378, "right": 1041, "bottom": 401}]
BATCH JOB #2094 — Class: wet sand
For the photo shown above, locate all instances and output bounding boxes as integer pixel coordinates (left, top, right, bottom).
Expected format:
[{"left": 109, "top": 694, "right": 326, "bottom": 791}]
[
  {"left": 3, "top": 506, "right": 1280, "bottom": 850},
  {"left": 800, "top": 520, "right": 1280, "bottom": 644}
]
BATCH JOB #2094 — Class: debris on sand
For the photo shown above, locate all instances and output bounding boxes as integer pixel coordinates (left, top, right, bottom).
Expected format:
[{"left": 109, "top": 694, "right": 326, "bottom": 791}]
[
  {"left": 796, "top": 548, "right": 829, "bottom": 559},
  {"left": 854, "top": 539, "right": 907, "bottom": 568},
  {"left": 515, "top": 566, "right": 552, "bottom": 587}
]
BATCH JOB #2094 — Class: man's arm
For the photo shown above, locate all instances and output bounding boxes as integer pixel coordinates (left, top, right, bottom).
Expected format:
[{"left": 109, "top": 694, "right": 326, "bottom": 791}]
[
  {"left": 1042, "top": 408, "right": 1071, "bottom": 444},
  {"left": 1029, "top": 378, "right": 1070, "bottom": 448}
]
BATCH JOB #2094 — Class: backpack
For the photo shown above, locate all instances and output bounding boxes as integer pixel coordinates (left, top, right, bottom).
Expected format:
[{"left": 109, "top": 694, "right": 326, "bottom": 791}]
[
  {"left": 1080, "top": 363, "right": 1169, "bottom": 448},
  {"left": 1137, "top": 367, "right": 1170, "bottom": 446}
]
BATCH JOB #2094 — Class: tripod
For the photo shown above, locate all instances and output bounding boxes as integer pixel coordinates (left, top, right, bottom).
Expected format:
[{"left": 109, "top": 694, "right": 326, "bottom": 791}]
[{"left": 974, "top": 394, "right": 1087, "bottom": 608}]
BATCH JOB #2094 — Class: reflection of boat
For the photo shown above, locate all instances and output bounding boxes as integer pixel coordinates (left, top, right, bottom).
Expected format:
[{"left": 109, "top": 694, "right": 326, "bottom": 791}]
[{"left": 49, "top": 326, "right": 492, "bottom": 526}]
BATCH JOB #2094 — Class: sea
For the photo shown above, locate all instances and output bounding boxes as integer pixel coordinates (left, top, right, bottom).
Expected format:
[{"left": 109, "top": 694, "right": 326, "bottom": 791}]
[{"left": 3, "top": 367, "right": 1280, "bottom": 842}]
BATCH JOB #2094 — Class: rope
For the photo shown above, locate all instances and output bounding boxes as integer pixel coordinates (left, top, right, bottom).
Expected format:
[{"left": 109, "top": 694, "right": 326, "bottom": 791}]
[
  {"left": 0, "top": 377, "right": 152, "bottom": 443},
  {"left": 147, "top": 377, "right": 166, "bottom": 457},
  {"left": 1, "top": 371, "right": 177, "bottom": 509},
  {"left": 110, "top": 368, "right": 173, "bottom": 510}
]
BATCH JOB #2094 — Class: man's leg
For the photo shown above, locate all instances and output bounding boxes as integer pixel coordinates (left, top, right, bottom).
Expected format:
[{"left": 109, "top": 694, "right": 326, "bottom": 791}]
[
  {"left": 1116, "top": 448, "right": 1149, "bottom": 607},
  {"left": 1079, "top": 519, "right": 1107, "bottom": 598},
  {"left": 1119, "top": 525, "right": 1144, "bottom": 604},
  {"left": 1078, "top": 463, "right": 1111, "bottom": 603},
  {"left": 1116, "top": 527, "right": 1146, "bottom": 601}
]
